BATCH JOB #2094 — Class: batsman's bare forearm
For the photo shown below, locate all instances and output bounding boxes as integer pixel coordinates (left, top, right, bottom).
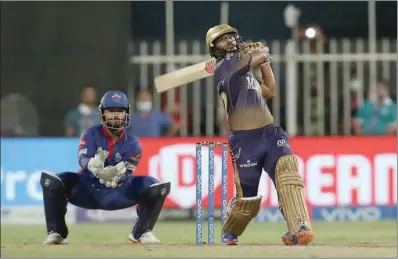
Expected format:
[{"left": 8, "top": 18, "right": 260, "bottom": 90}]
[
  {"left": 237, "top": 51, "right": 269, "bottom": 71},
  {"left": 250, "top": 51, "right": 269, "bottom": 68},
  {"left": 260, "top": 64, "right": 276, "bottom": 99}
]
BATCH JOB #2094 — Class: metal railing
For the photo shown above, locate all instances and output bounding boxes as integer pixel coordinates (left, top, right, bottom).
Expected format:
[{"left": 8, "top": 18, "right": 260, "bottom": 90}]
[{"left": 129, "top": 38, "right": 397, "bottom": 137}]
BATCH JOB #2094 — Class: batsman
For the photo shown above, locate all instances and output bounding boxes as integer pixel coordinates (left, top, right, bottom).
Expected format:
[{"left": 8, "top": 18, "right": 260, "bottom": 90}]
[
  {"left": 40, "top": 90, "right": 171, "bottom": 245},
  {"left": 206, "top": 24, "right": 314, "bottom": 246}
]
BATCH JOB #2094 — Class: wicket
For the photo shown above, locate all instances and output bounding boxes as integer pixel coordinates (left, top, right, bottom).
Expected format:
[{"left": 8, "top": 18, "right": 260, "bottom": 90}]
[{"left": 195, "top": 141, "right": 228, "bottom": 245}]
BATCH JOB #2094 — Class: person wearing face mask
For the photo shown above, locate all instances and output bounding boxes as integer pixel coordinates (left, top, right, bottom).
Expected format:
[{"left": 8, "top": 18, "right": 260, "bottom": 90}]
[
  {"left": 130, "top": 90, "right": 178, "bottom": 137},
  {"left": 65, "top": 86, "right": 101, "bottom": 137},
  {"left": 355, "top": 80, "right": 397, "bottom": 136}
]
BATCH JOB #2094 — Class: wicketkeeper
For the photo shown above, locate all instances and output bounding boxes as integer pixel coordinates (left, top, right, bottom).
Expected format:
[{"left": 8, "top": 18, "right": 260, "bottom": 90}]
[{"left": 40, "top": 90, "right": 171, "bottom": 245}]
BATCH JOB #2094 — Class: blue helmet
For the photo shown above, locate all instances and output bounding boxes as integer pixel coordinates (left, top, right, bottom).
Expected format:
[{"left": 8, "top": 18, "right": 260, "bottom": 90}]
[{"left": 99, "top": 91, "right": 130, "bottom": 132}]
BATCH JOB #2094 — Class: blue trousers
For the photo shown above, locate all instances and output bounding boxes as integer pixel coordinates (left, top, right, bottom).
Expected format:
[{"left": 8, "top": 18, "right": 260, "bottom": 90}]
[{"left": 58, "top": 172, "right": 159, "bottom": 211}]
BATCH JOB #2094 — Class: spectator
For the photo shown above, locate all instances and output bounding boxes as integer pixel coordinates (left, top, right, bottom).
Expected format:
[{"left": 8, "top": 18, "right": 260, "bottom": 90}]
[
  {"left": 64, "top": 86, "right": 100, "bottom": 137},
  {"left": 130, "top": 90, "right": 181, "bottom": 137},
  {"left": 354, "top": 80, "right": 396, "bottom": 136}
]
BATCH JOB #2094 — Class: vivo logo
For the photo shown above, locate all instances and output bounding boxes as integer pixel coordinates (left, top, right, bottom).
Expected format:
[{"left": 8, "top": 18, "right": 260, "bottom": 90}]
[
  {"left": 209, "top": 150, "right": 214, "bottom": 170},
  {"left": 196, "top": 222, "right": 202, "bottom": 243},
  {"left": 318, "top": 207, "right": 382, "bottom": 221},
  {"left": 196, "top": 174, "right": 202, "bottom": 197},
  {"left": 208, "top": 220, "right": 214, "bottom": 243},
  {"left": 196, "top": 149, "right": 201, "bottom": 169},
  {"left": 222, "top": 174, "right": 228, "bottom": 196},
  {"left": 208, "top": 175, "right": 214, "bottom": 194},
  {"left": 221, "top": 199, "right": 228, "bottom": 221}
]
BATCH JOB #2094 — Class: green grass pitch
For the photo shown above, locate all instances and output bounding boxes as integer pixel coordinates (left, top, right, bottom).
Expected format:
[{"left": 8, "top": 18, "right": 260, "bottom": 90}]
[{"left": 1, "top": 221, "right": 396, "bottom": 258}]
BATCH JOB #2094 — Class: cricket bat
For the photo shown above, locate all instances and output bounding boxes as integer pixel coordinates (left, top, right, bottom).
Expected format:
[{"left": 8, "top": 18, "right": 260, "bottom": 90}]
[{"left": 154, "top": 59, "right": 216, "bottom": 93}]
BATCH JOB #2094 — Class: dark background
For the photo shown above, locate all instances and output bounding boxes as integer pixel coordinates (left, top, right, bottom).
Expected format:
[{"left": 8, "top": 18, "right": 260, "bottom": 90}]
[
  {"left": 1, "top": 1, "right": 397, "bottom": 136},
  {"left": 131, "top": 1, "right": 397, "bottom": 40},
  {"left": 1, "top": 2, "right": 130, "bottom": 136}
]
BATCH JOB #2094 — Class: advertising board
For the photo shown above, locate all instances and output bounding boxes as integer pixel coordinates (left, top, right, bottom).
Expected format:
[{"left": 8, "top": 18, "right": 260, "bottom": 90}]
[{"left": 1, "top": 137, "right": 396, "bottom": 223}]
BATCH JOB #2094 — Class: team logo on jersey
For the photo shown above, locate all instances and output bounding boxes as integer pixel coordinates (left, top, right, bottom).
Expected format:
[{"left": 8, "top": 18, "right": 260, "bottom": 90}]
[
  {"left": 112, "top": 93, "right": 121, "bottom": 102},
  {"left": 277, "top": 139, "right": 290, "bottom": 148},
  {"left": 114, "top": 152, "right": 122, "bottom": 162}
]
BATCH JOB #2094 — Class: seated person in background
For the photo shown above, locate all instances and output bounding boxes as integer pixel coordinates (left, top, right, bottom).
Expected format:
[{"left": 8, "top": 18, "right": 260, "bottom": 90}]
[
  {"left": 130, "top": 90, "right": 180, "bottom": 137},
  {"left": 65, "top": 86, "right": 100, "bottom": 137},
  {"left": 355, "top": 80, "right": 396, "bottom": 136}
]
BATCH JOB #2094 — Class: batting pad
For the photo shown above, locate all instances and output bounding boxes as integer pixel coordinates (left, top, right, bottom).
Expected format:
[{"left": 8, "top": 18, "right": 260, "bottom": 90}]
[
  {"left": 275, "top": 155, "right": 311, "bottom": 234},
  {"left": 221, "top": 196, "right": 262, "bottom": 236}
]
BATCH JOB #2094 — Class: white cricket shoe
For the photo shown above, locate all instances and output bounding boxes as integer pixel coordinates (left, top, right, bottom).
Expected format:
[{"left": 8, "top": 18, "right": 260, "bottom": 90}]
[
  {"left": 43, "top": 232, "right": 68, "bottom": 245},
  {"left": 128, "top": 232, "right": 160, "bottom": 244}
]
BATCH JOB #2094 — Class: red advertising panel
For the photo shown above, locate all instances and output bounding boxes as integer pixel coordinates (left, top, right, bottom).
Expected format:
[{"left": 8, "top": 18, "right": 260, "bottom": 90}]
[{"left": 134, "top": 137, "right": 397, "bottom": 209}]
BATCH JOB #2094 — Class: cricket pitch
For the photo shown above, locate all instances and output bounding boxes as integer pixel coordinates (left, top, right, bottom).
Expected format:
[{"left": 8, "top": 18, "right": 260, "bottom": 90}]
[{"left": 1, "top": 221, "right": 396, "bottom": 258}]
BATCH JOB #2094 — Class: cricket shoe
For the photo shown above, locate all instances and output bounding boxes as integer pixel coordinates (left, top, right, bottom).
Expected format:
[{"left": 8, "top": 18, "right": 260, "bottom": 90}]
[
  {"left": 222, "top": 234, "right": 238, "bottom": 246},
  {"left": 282, "top": 226, "right": 314, "bottom": 246},
  {"left": 128, "top": 232, "right": 160, "bottom": 244},
  {"left": 43, "top": 232, "right": 68, "bottom": 245}
]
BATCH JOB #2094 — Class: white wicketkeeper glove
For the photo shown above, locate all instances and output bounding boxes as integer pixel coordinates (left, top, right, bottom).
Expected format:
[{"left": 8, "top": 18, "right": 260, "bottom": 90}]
[
  {"left": 87, "top": 150, "right": 127, "bottom": 188},
  {"left": 87, "top": 150, "right": 109, "bottom": 177},
  {"left": 98, "top": 162, "right": 127, "bottom": 188}
]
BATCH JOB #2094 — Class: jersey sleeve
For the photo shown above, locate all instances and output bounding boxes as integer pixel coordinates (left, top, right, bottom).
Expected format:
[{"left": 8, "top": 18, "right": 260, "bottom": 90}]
[
  {"left": 125, "top": 140, "right": 142, "bottom": 175},
  {"left": 78, "top": 129, "right": 97, "bottom": 170},
  {"left": 233, "top": 53, "right": 252, "bottom": 77}
]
